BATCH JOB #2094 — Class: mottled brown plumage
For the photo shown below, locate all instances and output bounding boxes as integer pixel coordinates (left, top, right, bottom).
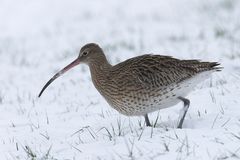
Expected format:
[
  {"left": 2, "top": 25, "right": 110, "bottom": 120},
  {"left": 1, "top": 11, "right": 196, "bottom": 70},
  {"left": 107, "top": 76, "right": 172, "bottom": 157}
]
[{"left": 39, "top": 43, "right": 222, "bottom": 128}]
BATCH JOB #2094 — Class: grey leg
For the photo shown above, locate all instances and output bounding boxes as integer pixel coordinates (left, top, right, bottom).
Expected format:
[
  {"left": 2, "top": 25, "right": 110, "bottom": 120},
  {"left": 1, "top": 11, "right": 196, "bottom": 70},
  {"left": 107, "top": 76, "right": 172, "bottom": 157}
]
[
  {"left": 177, "top": 97, "right": 190, "bottom": 129},
  {"left": 144, "top": 114, "right": 151, "bottom": 127}
]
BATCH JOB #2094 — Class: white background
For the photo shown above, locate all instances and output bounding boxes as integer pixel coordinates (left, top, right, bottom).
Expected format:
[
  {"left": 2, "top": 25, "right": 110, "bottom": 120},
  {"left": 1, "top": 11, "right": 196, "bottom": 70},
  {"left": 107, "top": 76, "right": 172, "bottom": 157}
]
[{"left": 0, "top": 0, "right": 240, "bottom": 159}]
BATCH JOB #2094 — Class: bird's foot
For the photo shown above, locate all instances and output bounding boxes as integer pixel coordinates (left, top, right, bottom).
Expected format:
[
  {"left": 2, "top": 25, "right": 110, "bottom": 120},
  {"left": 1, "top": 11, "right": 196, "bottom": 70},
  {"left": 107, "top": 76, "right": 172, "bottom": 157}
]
[
  {"left": 177, "top": 97, "right": 190, "bottom": 129},
  {"left": 144, "top": 114, "right": 152, "bottom": 127}
]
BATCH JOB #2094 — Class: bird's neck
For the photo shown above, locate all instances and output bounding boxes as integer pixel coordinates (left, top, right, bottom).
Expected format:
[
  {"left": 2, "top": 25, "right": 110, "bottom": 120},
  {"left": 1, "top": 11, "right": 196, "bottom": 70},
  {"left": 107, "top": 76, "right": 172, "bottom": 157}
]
[{"left": 88, "top": 55, "right": 112, "bottom": 88}]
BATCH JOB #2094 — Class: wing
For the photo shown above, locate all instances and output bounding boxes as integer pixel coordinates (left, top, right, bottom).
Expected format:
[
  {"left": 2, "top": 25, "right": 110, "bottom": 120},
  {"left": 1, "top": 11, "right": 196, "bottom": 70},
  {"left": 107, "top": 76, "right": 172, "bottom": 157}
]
[{"left": 109, "top": 54, "right": 220, "bottom": 89}]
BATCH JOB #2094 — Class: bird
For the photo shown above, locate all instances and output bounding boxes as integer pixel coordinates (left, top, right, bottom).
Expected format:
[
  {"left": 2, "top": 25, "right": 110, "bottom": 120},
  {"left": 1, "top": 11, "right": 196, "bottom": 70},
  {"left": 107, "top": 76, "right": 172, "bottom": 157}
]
[{"left": 38, "top": 43, "right": 222, "bottom": 128}]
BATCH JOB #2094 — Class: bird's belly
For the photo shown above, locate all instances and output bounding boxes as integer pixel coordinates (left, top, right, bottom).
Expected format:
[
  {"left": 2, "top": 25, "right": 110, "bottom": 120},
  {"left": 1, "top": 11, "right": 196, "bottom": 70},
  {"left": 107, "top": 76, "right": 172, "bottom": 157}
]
[
  {"left": 105, "top": 71, "right": 212, "bottom": 116},
  {"left": 104, "top": 85, "right": 188, "bottom": 116},
  {"left": 113, "top": 85, "right": 190, "bottom": 116}
]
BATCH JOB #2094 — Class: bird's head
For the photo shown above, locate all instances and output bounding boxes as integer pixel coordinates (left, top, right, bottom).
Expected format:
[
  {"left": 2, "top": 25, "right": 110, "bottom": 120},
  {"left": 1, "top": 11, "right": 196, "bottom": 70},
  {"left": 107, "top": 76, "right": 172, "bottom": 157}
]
[
  {"left": 38, "top": 43, "right": 104, "bottom": 97},
  {"left": 78, "top": 43, "right": 104, "bottom": 64}
]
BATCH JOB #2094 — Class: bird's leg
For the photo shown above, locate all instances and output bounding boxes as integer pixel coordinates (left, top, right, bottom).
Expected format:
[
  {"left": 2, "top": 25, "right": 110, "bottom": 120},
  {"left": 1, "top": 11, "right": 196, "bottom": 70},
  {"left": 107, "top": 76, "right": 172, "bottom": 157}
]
[
  {"left": 177, "top": 97, "right": 190, "bottom": 129},
  {"left": 144, "top": 114, "right": 152, "bottom": 127}
]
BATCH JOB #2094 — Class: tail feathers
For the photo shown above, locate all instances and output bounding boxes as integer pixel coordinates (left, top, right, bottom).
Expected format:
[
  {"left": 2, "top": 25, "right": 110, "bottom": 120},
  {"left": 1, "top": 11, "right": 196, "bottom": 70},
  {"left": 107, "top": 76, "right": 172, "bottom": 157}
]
[
  {"left": 180, "top": 60, "right": 223, "bottom": 72},
  {"left": 207, "top": 62, "right": 222, "bottom": 72}
]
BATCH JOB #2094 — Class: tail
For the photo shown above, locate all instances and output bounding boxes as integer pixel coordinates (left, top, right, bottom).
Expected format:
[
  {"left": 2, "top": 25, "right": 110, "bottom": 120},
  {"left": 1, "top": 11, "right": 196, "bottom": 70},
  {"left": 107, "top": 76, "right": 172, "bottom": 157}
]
[
  {"left": 205, "top": 62, "right": 222, "bottom": 72},
  {"left": 180, "top": 60, "right": 223, "bottom": 73}
]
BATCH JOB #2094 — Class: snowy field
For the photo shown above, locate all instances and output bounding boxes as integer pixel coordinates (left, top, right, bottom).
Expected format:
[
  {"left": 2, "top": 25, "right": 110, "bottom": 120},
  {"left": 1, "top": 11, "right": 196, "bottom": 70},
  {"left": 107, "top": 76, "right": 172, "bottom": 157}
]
[{"left": 1, "top": 0, "right": 240, "bottom": 159}]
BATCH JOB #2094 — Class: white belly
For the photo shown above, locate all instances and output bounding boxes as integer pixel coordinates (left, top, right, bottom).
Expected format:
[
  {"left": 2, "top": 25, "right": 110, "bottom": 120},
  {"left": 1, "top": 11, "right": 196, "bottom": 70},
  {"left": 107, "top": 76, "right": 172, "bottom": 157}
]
[{"left": 121, "top": 70, "right": 215, "bottom": 116}]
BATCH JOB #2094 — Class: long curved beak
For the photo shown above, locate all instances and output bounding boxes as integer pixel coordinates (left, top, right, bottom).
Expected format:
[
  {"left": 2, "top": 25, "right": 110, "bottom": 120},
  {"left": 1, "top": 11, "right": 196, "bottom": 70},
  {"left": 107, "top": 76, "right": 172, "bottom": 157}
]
[{"left": 38, "top": 58, "right": 80, "bottom": 97}]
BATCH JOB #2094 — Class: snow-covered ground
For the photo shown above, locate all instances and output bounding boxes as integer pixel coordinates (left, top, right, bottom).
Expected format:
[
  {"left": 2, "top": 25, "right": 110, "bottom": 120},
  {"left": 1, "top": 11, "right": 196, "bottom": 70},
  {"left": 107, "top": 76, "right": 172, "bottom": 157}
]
[{"left": 1, "top": 0, "right": 240, "bottom": 159}]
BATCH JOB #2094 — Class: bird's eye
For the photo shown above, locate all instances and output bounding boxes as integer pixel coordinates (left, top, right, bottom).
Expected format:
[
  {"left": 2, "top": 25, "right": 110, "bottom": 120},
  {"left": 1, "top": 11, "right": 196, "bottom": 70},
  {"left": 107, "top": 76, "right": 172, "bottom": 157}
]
[{"left": 82, "top": 51, "right": 88, "bottom": 56}]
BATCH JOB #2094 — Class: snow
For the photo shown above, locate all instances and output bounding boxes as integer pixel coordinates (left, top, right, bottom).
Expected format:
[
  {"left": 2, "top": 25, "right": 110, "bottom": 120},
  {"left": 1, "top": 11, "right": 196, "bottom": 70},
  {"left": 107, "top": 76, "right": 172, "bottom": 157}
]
[{"left": 1, "top": 0, "right": 240, "bottom": 159}]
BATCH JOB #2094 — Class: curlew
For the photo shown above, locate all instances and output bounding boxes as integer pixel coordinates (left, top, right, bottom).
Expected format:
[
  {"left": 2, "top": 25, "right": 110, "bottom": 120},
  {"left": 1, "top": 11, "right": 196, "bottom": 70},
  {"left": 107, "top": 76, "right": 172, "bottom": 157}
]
[{"left": 38, "top": 43, "right": 222, "bottom": 128}]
